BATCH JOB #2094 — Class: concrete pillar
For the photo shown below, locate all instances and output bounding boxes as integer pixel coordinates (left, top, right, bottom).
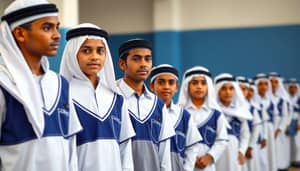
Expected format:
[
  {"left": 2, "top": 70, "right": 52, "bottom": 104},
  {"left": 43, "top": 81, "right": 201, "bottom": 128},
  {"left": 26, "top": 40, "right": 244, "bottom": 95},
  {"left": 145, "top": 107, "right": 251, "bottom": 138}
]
[
  {"left": 48, "top": 0, "right": 79, "bottom": 71},
  {"left": 152, "top": 0, "right": 182, "bottom": 72}
]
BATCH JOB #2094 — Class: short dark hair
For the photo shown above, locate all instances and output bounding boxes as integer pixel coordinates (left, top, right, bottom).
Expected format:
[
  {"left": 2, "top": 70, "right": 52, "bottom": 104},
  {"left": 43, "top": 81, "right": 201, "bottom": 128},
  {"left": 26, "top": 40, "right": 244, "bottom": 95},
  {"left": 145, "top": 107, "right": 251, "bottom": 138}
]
[{"left": 19, "top": 21, "right": 32, "bottom": 30}]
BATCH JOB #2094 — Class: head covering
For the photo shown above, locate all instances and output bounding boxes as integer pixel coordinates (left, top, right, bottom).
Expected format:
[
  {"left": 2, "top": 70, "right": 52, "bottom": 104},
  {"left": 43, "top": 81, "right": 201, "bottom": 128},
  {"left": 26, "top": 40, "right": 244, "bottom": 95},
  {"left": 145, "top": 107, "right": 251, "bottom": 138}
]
[
  {"left": 246, "top": 78, "right": 261, "bottom": 109},
  {"left": 149, "top": 64, "right": 178, "bottom": 83},
  {"left": 236, "top": 76, "right": 250, "bottom": 88},
  {"left": 59, "top": 23, "right": 118, "bottom": 93},
  {"left": 286, "top": 78, "right": 300, "bottom": 97},
  {"left": 119, "top": 39, "right": 152, "bottom": 59},
  {"left": 214, "top": 73, "right": 252, "bottom": 120},
  {"left": 268, "top": 72, "right": 290, "bottom": 102},
  {"left": 178, "top": 66, "right": 221, "bottom": 111},
  {"left": 248, "top": 78, "right": 255, "bottom": 90},
  {"left": 251, "top": 73, "right": 273, "bottom": 108},
  {"left": 0, "top": 0, "right": 58, "bottom": 138}
]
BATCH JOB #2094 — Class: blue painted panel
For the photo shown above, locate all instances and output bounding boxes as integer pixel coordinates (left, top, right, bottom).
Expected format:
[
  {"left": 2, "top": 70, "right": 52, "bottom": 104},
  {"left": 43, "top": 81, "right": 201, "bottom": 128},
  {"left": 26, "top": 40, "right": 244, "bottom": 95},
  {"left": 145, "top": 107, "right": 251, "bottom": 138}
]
[
  {"left": 180, "top": 25, "right": 300, "bottom": 79},
  {"left": 49, "top": 28, "right": 68, "bottom": 72},
  {"left": 50, "top": 25, "right": 300, "bottom": 87}
]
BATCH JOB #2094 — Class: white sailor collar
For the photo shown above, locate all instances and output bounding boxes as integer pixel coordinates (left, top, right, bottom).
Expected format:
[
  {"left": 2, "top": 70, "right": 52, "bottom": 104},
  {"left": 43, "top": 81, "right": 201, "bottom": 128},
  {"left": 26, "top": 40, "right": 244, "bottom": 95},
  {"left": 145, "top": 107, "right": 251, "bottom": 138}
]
[
  {"left": 219, "top": 101, "right": 236, "bottom": 109},
  {"left": 169, "top": 101, "right": 182, "bottom": 114},
  {"left": 185, "top": 98, "right": 211, "bottom": 112},
  {"left": 118, "top": 79, "right": 152, "bottom": 99}
]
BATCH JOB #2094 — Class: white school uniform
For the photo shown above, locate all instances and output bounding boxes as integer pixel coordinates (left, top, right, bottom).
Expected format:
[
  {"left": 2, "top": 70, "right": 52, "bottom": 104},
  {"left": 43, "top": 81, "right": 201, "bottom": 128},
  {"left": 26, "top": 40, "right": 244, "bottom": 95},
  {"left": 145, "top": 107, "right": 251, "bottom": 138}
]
[
  {"left": 168, "top": 102, "right": 202, "bottom": 171},
  {"left": 178, "top": 67, "right": 229, "bottom": 171},
  {"left": 269, "top": 75, "right": 292, "bottom": 169},
  {"left": 117, "top": 79, "right": 175, "bottom": 171},
  {"left": 214, "top": 73, "right": 252, "bottom": 171},
  {"left": 260, "top": 97, "right": 277, "bottom": 171},
  {"left": 0, "top": 1, "right": 82, "bottom": 170},
  {"left": 185, "top": 101, "right": 229, "bottom": 171},
  {"left": 246, "top": 103, "right": 263, "bottom": 171},
  {"left": 60, "top": 23, "right": 135, "bottom": 170},
  {"left": 288, "top": 81, "right": 300, "bottom": 163}
]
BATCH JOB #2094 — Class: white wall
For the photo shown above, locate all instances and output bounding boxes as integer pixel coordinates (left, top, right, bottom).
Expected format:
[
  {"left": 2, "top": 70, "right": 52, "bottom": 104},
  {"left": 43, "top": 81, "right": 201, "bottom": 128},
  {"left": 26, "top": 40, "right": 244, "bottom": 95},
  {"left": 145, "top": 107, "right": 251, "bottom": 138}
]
[
  {"left": 79, "top": 0, "right": 153, "bottom": 34},
  {"left": 79, "top": 0, "right": 300, "bottom": 33},
  {"left": 0, "top": 0, "right": 78, "bottom": 27},
  {"left": 180, "top": 0, "right": 300, "bottom": 30},
  {"left": 1, "top": 0, "right": 300, "bottom": 33}
]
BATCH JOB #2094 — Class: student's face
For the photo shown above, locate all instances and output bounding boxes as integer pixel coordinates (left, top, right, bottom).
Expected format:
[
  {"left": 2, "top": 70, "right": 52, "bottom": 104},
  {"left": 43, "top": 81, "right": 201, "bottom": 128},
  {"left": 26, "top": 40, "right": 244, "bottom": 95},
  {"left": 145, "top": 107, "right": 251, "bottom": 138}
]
[
  {"left": 239, "top": 84, "right": 249, "bottom": 98},
  {"left": 289, "top": 84, "right": 298, "bottom": 97},
  {"left": 119, "top": 48, "right": 152, "bottom": 83},
  {"left": 247, "top": 87, "right": 254, "bottom": 101},
  {"left": 188, "top": 76, "right": 208, "bottom": 101},
  {"left": 77, "top": 39, "right": 106, "bottom": 79},
  {"left": 270, "top": 78, "right": 279, "bottom": 93},
  {"left": 257, "top": 80, "right": 269, "bottom": 97},
  {"left": 218, "top": 83, "right": 235, "bottom": 105},
  {"left": 150, "top": 74, "right": 178, "bottom": 105},
  {"left": 16, "top": 16, "right": 61, "bottom": 57}
]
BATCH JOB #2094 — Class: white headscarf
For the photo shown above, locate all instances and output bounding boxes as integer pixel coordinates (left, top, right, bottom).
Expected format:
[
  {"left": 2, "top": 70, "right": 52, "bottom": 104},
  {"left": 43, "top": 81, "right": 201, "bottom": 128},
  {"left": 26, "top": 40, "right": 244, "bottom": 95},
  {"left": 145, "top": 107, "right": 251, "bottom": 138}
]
[
  {"left": 286, "top": 78, "right": 300, "bottom": 98},
  {"left": 252, "top": 73, "right": 272, "bottom": 104},
  {"left": 246, "top": 78, "right": 261, "bottom": 109},
  {"left": 0, "top": 0, "right": 58, "bottom": 138},
  {"left": 149, "top": 64, "right": 178, "bottom": 83},
  {"left": 236, "top": 76, "right": 250, "bottom": 88},
  {"left": 215, "top": 73, "right": 252, "bottom": 120},
  {"left": 59, "top": 23, "right": 117, "bottom": 93},
  {"left": 178, "top": 66, "right": 221, "bottom": 111},
  {"left": 268, "top": 72, "right": 291, "bottom": 103}
]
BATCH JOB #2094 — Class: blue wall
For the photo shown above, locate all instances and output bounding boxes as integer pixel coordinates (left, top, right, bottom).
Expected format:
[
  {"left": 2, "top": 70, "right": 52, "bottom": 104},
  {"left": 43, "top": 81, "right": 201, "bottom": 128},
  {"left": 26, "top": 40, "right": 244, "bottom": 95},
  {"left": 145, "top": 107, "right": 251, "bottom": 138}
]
[
  {"left": 180, "top": 25, "right": 300, "bottom": 79},
  {"left": 52, "top": 25, "right": 300, "bottom": 81}
]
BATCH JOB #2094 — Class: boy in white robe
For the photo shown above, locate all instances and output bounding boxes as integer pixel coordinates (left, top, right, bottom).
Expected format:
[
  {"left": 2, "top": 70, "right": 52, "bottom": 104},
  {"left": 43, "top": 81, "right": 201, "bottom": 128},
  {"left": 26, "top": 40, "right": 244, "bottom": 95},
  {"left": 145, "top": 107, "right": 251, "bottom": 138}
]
[
  {"left": 268, "top": 72, "right": 291, "bottom": 171},
  {"left": 60, "top": 23, "right": 135, "bottom": 171},
  {"left": 237, "top": 77, "right": 263, "bottom": 171},
  {"left": 178, "top": 66, "right": 229, "bottom": 171},
  {"left": 149, "top": 64, "right": 202, "bottom": 171},
  {"left": 0, "top": 0, "right": 81, "bottom": 170},
  {"left": 214, "top": 73, "right": 252, "bottom": 171},
  {"left": 286, "top": 78, "right": 300, "bottom": 167},
  {"left": 253, "top": 73, "right": 277, "bottom": 171}
]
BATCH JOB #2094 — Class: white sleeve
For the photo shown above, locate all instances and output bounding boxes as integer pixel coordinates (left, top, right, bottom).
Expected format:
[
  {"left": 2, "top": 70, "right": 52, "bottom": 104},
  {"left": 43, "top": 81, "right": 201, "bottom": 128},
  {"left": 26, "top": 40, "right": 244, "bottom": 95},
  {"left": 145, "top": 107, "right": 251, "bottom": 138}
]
[
  {"left": 119, "top": 99, "right": 135, "bottom": 142},
  {"left": 183, "top": 117, "right": 202, "bottom": 171},
  {"left": 0, "top": 89, "right": 6, "bottom": 139},
  {"left": 278, "top": 101, "right": 289, "bottom": 131},
  {"left": 159, "top": 105, "right": 176, "bottom": 141},
  {"left": 119, "top": 99, "right": 135, "bottom": 171},
  {"left": 239, "top": 120, "right": 250, "bottom": 155},
  {"left": 158, "top": 105, "right": 175, "bottom": 171},
  {"left": 120, "top": 139, "right": 134, "bottom": 171},
  {"left": 248, "top": 110, "right": 262, "bottom": 148},
  {"left": 207, "top": 113, "right": 229, "bottom": 162},
  {"left": 69, "top": 135, "right": 79, "bottom": 171},
  {"left": 261, "top": 110, "right": 269, "bottom": 139},
  {"left": 159, "top": 139, "right": 172, "bottom": 171}
]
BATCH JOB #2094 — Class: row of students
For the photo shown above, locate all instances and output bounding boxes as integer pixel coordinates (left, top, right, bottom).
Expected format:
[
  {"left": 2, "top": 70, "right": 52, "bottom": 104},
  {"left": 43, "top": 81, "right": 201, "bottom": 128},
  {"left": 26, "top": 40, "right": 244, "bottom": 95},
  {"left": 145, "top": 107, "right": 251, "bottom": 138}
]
[{"left": 1, "top": 0, "right": 299, "bottom": 171}]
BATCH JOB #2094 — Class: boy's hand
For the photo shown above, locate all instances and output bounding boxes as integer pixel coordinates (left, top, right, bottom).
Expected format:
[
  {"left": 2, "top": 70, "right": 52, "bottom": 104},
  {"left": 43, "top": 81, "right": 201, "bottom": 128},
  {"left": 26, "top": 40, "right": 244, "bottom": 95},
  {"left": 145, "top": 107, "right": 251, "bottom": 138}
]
[
  {"left": 245, "top": 147, "right": 252, "bottom": 159},
  {"left": 238, "top": 152, "right": 246, "bottom": 165},
  {"left": 274, "top": 128, "right": 281, "bottom": 139},
  {"left": 261, "top": 139, "right": 267, "bottom": 148},
  {"left": 195, "top": 154, "right": 213, "bottom": 169}
]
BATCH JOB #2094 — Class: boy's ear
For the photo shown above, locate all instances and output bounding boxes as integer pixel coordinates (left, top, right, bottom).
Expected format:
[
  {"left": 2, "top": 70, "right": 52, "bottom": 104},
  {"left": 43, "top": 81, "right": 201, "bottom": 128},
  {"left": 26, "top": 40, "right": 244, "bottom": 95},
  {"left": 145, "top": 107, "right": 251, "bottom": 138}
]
[
  {"left": 12, "top": 27, "right": 26, "bottom": 43},
  {"left": 118, "top": 58, "right": 126, "bottom": 71},
  {"left": 149, "top": 82, "right": 154, "bottom": 92},
  {"left": 175, "top": 82, "right": 179, "bottom": 93}
]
